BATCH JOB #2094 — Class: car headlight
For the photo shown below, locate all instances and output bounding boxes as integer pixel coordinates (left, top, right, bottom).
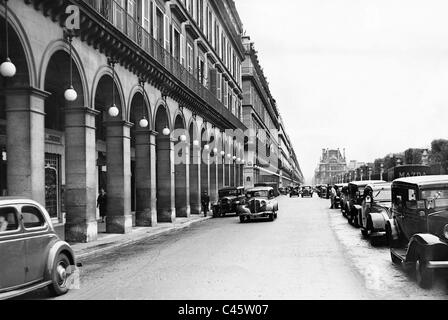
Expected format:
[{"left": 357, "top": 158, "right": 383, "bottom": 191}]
[{"left": 444, "top": 224, "right": 448, "bottom": 240}]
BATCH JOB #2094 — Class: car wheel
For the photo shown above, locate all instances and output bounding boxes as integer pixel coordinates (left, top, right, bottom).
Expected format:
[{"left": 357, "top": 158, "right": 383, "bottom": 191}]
[
  {"left": 391, "top": 251, "right": 402, "bottom": 265},
  {"left": 239, "top": 216, "right": 245, "bottom": 223},
  {"left": 268, "top": 214, "right": 274, "bottom": 221},
  {"left": 361, "top": 228, "right": 369, "bottom": 238},
  {"left": 48, "top": 253, "right": 71, "bottom": 297},
  {"left": 386, "top": 223, "right": 402, "bottom": 248},
  {"left": 415, "top": 255, "right": 434, "bottom": 289},
  {"left": 353, "top": 213, "right": 360, "bottom": 228}
]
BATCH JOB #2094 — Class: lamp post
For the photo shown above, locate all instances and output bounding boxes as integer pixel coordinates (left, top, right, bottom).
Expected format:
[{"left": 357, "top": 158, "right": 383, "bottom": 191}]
[
  {"left": 138, "top": 78, "right": 149, "bottom": 128},
  {"left": 0, "top": 0, "right": 16, "bottom": 78},
  {"left": 64, "top": 30, "right": 77, "bottom": 102},
  {"left": 107, "top": 58, "right": 119, "bottom": 117}
]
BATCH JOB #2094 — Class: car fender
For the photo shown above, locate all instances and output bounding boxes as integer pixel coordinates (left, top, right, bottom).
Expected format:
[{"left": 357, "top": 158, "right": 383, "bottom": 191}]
[
  {"left": 369, "top": 211, "right": 388, "bottom": 231},
  {"left": 44, "top": 240, "right": 76, "bottom": 281},
  {"left": 236, "top": 205, "right": 251, "bottom": 215},
  {"left": 406, "top": 234, "right": 448, "bottom": 262},
  {"left": 385, "top": 218, "right": 399, "bottom": 240}
]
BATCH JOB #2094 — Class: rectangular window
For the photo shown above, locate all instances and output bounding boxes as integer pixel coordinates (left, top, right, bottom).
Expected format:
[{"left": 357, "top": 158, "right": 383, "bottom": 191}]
[
  {"left": 187, "top": 44, "right": 194, "bottom": 74},
  {"left": 216, "top": 72, "right": 222, "bottom": 101},
  {"left": 142, "top": 0, "right": 151, "bottom": 32}
]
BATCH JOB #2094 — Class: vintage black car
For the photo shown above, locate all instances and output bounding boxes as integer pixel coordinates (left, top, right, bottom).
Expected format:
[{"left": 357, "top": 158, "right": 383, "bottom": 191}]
[
  {"left": 237, "top": 187, "right": 279, "bottom": 223},
  {"left": 331, "top": 184, "right": 347, "bottom": 209},
  {"left": 359, "top": 182, "right": 392, "bottom": 245},
  {"left": 278, "top": 187, "right": 288, "bottom": 195},
  {"left": 385, "top": 175, "right": 448, "bottom": 288},
  {"left": 340, "top": 185, "right": 350, "bottom": 217},
  {"left": 301, "top": 186, "right": 313, "bottom": 198},
  {"left": 347, "top": 180, "right": 385, "bottom": 227},
  {"left": 213, "top": 187, "right": 245, "bottom": 217},
  {"left": 289, "top": 187, "right": 300, "bottom": 198}
]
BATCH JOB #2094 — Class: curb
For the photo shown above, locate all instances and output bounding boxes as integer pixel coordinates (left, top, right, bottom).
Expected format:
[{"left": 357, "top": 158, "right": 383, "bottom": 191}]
[{"left": 75, "top": 216, "right": 213, "bottom": 261}]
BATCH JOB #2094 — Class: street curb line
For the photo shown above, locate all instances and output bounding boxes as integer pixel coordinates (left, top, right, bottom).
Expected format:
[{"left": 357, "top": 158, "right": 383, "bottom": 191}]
[{"left": 75, "top": 216, "right": 213, "bottom": 261}]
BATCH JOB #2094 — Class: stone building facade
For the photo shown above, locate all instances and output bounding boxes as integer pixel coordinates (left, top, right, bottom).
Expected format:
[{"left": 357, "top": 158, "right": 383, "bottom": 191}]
[
  {"left": 241, "top": 35, "right": 303, "bottom": 189},
  {"left": 0, "top": 0, "right": 249, "bottom": 243},
  {"left": 314, "top": 148, "right": 347, "bottom": 185}
]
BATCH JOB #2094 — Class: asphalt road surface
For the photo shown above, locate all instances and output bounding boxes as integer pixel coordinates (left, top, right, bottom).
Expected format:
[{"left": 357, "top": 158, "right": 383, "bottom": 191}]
[{"left": 18, "top": 196, "right": 448, "bottom": 300}]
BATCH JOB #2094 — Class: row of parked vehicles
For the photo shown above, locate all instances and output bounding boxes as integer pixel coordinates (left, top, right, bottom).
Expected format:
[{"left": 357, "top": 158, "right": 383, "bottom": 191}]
[
  {"left": 1, "top": 185, "right": 280, "bottom": 299},
  {"left": 328, "top": 175, "right": 448, "bottom": 289},
  {"left": 213, "top": 186, "right": 279, "bottom": 223}
]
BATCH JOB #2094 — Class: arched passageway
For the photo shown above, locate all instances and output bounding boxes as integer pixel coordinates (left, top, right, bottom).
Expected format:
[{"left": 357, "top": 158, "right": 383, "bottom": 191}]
[{"left": 94, "top": 72, "right": 132, "bottom": 234}]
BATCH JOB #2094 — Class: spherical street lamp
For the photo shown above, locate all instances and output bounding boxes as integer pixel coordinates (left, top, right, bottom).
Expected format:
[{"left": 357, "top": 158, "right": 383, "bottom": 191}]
[
  {"left": 0, "top": 58, "right": 16, "bottom": 78},
  {"left": 64, "top": 86, "right": 78, "bottom": 102},
  {"left": 162, "top": 126, "right": 171, "bottom": 136},
  {"left": 204, "top": 144, "right": 210, "bottom": 151},
  {"left": 108, "top": 104, "right": 120, "bottom": 117},
  {"left": 139, "top": 117, "right": 149, "bottom": 128},
  {"left": 193, "top": 140, "right": 199, "bottom": 147}
]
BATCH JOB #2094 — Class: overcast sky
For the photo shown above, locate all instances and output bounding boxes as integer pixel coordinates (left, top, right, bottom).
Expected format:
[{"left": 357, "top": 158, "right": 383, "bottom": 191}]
[{"left": 235, "top": 0, "right": 448, "bottom": 183}]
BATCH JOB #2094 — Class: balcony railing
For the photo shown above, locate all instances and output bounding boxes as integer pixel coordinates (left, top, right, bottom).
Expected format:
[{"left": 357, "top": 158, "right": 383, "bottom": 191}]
[{"left": 83, "top": 0, "right": 243, "bottom": 128}]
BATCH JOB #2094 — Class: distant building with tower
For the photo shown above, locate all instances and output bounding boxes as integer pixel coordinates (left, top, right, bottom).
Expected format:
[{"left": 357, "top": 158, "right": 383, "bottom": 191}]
[{"left": 314, "top": 149, "right": 347, "bottom": 185}]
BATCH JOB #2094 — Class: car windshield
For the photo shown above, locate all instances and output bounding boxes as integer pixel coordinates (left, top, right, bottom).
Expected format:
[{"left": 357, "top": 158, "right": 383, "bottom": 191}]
[
  {"left": 219, "top": 190, "right": 239, "bottom": 197},
  {"left": 373, "top": 188, "right": 391, "bottom": 202},
  {"left": 247, "top": 190, "right": 269, "bottom": 198}
]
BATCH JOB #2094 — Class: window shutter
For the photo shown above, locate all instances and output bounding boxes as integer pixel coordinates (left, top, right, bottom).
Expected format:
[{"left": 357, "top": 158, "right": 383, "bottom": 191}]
[
  {"left": 180, "top": 33, "right": 185, "bottom": 66},
  {"left": 216, "top": 72, "right": 221, "bottom": 101},
  {"left": 209, "top": 68, "right": 217, "bottom": 95},
  {"left": 152, "top": 1, "right": 157, "bottom": 39},
  {"left": 164, "top": 15, "right": 170, "bottom": 50}
]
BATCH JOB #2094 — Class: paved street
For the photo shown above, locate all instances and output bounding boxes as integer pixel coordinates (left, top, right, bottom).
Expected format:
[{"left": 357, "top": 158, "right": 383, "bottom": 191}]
[{"left": 19, "top": 196, "right": 448, "bottom": 300}]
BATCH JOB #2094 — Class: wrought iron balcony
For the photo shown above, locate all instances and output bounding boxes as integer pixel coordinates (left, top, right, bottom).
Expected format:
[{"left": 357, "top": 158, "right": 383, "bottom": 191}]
[{"left": 82, "top": 0, "right": 245, "bottom": 129}]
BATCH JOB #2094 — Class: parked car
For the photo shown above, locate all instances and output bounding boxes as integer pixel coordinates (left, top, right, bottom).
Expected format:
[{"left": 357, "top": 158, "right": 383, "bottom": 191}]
[
  {"left": 359, "top": 182, "right": 392, "bottom": 245},
  {"left": 237, "top": 187, "right": 279, "bottom": 223},
  {"left": 347, "top": 180, "right": 385, "bottom": 227},
  {"left": 290, "top": 187, "right": 300, "bottom": 198},
  {"left": 331, "top": 183, "right": 347, "bottom": 209},
  {"left": 301, "top": 186, "right": 313, "bottom": 198},
  {"left": 0, "top": 198, "right": 79, "bottom": 299},
  {"left": 278, "top": 187, "right": 288, "bottom": 195},
  {"left": 385, "top": 175, "right": 448, "bottom": 288},
  {"left": 340, "top": 185, "right": 350, "bottom": 217},
  {"left": 213, "top": 187, "right": 245, "bottom": 217}
]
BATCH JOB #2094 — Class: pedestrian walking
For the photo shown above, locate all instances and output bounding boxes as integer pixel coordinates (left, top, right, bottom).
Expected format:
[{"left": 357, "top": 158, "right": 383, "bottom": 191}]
[
  {"left": 330, "top": 185, "right": 337, "bottom": 209},
  {"left": 201, "top": 191, "right": 210, "bottom": 217},
  {"left": 97, "top": 188, "right": 107, "bottom": 223}
]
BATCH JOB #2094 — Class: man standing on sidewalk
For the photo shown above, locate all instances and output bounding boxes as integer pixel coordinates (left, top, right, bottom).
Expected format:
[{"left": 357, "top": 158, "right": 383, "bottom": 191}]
[{"left": 201, "top": 191, "right": 210, "bottom": 217}]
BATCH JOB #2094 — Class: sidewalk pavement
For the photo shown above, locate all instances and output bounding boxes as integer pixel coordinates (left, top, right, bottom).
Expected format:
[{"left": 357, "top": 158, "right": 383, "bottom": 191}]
[{"left": 71, "top": 215, "right": 213, "bottom": 261}]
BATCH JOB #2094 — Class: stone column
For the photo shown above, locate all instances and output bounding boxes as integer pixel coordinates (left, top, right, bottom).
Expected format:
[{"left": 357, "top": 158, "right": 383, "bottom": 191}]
[
  {"left": 4, "top": 87, "right": 48, "bottom": 205},
  {"left": 201, "top": 153, "right": 210, "bottom": 198},
  {"left": 218, "top": 158, "right": 224, "bottom": 189},
  {"left": 135, "top": 130, "right": 158, "bottom": 227},
  {"left": 157, "top": 136, "right": 176, "bottom": 222},
  {"left": 189, "top": 147, "right": 201, "bottom": 214},
  {"left": 230, "top": 162, "right": 235, "bottom": 186},
  {"left": 209, "top": 156, "right": 218, "bottom": 204},
  {"left": 106, "top": 120, "right": 133, "bottom": 234},
  {"left": 175, "top": 143, "right": 190, "bottom": 217},
  {"left": 64, "top": 106, "right": 100, "bottom": 243}
]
